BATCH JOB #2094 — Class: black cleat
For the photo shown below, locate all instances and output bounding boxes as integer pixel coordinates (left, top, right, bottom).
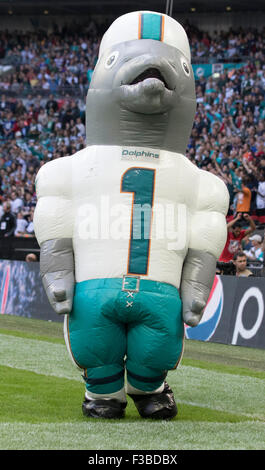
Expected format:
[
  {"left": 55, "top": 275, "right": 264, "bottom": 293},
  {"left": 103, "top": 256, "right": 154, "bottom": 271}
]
[
  {"left": 82, "top": 397, "right": 127, "bottom": 419},
  {"left": 128, "top": 382, "right": 177, "bottom": 420}
]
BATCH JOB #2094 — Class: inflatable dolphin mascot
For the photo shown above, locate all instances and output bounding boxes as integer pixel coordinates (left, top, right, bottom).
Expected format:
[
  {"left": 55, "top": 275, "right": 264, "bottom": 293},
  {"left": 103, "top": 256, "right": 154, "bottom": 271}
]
[{"left": 34, "top": 11, "right": 229, "bottom": 419}]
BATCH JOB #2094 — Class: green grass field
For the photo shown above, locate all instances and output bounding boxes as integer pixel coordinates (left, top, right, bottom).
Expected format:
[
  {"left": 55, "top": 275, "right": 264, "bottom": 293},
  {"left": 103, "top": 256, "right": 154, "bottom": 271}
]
[{"left": 0, "top": 314, "right": 264, "bottom": 450}]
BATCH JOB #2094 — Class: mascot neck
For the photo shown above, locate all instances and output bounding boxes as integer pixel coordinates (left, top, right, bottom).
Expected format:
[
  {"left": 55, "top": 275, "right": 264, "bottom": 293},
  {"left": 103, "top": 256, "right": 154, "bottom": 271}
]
[{"left": 85, "top": 89, "right": 195, "bottom": 154}]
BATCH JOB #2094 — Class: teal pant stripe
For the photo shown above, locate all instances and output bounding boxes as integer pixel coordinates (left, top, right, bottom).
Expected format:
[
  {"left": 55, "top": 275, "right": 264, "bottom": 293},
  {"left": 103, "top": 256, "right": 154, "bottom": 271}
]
[
  {"left": 83, "top": 369, "right": 124, "bottom": 386},
  {"left": 140, "top": 13, "right": 163, "bottom": 41},
  {"left": 127, "top": 369, "right": 167, "bottom": 384},
  {"left": 85, "top": 377, "right": 124, "bottom": 395}
]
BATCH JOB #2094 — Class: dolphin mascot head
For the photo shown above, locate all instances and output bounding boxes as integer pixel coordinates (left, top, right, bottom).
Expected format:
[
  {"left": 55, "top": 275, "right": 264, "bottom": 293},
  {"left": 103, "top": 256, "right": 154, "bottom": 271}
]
[{"left": 86, "top": 10, "right": 196, "bottom": 154}]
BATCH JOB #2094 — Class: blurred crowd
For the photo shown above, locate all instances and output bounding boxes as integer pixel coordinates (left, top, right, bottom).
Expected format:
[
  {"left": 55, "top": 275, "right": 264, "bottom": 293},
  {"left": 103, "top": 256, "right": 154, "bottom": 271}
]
[
  {"left": 0, "top": 21, "right": 264, "bottom": 248},
  {"left": 187, "top": 60, "right": 265, "bottom": 218},
  {"left": 0, "top": 20, "right": 264, "bottom": 95},
  {"left": 186, "top": 23, "right": 265, "bottom": 62},
  {"left": 0, "top": 92, "right": 86, "bottom": 239},
  {"left": 0, "top": 19, "right": 103, "bottom": 96}
]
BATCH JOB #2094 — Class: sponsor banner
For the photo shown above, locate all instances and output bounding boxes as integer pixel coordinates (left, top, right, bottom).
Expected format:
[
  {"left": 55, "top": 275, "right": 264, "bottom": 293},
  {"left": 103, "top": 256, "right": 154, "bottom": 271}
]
[
  {"left": 0, "top": 260, "right": 61, "bottom": 322},
  {"left": 1, "top": 260, "right": 264, "bottom": 349},
  {"left": 185, "top": 275, "right": 265, "bottom": 349},
  {"left": 228, "top": 277, "right": 265, "bottom": 349},
  {"left": 192, "top": 62, "right": 246, "bottom": 80},
  {"left": 185, "top": 275, "right": 225, "bottom": 342}
]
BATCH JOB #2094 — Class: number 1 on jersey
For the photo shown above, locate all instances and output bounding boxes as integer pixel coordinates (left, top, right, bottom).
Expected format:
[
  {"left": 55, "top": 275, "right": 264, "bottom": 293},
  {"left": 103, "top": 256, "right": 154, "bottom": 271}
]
[{"left": 121, "top": 167, "right": 156, "bottom": 275}]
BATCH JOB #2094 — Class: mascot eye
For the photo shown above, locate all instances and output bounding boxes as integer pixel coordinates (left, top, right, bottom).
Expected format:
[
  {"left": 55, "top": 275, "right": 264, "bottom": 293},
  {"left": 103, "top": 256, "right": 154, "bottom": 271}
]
[
  {"left": 105, "top": 51, "right": 119, "bottom": 69},
  {"left": 181, "top": 58, "right": 190, "bottom": 77}
]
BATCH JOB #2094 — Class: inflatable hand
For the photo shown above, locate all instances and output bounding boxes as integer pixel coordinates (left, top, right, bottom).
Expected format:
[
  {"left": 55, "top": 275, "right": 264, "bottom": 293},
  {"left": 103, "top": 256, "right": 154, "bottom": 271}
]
[
  {"left": 181, "top": 249, "right": 217, "bottom": 327},
  {"left": 40, "top": 239, "right": 74, "bottom": 315}
]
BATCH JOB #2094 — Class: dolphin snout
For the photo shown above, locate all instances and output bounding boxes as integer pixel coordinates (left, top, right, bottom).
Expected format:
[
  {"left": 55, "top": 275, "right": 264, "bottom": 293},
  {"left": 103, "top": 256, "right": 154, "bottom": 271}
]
[
  {"left": 114, "top": 54, "right": 179, "bottom": 91},
  {"left": 130, "top": 67, "right": 169, "bottom": 89}
]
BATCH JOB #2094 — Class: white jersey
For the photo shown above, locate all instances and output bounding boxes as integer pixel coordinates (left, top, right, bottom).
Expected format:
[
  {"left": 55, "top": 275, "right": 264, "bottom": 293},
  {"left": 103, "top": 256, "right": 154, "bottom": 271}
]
[{"left": 34, "top": 145, "right": 229, "bottom": 288}]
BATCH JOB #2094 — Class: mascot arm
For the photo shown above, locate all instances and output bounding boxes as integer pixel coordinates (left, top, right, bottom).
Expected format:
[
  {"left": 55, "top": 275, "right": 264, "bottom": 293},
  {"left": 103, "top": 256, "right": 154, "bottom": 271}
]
[
  {"left": 34, "top": 157, "right": 75, "bottom": 315},
  {"left": 181, "top": 172, "right": 229, "bottom": 327}
]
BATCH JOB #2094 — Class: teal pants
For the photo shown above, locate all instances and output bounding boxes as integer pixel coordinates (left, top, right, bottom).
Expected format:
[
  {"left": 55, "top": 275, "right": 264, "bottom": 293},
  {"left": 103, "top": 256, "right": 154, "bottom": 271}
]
[{"left": 66, "top": 277, "right": 184, "bottom": 395}]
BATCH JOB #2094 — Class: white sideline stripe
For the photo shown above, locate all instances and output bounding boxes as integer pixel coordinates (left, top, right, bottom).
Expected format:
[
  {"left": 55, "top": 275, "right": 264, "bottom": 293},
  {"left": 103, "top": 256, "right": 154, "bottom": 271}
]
[
  {"left": 0, "top": 421, "right": 265, "bottom": 450},
  {"left": 0, "top": 334, "right": 264, "bottom": 420},
  {"left": 0, "top": 333, "right": 81, "bottom": 382},
  {"left": 175, "top": 399, "right": 264, "bottom": 420}
]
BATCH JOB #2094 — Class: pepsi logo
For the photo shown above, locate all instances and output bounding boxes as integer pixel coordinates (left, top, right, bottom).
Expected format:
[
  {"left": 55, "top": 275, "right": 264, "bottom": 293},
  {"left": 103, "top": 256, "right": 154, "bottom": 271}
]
[{"left": 185, "top": 275, "right": 223, "bottom": 341}]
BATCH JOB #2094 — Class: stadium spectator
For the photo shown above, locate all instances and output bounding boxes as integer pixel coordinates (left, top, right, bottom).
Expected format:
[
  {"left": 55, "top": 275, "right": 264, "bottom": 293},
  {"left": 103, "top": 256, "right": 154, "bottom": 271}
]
[
  {"left": 25, "top": 211, "right": 35, "bottom": 237},
  {"left": 10, "top": 190, "right": 23, "bottom": 214},
  {"left": 14, "top": 210, "right": 28, "bottom": 236},
  {"left": 244, "top": 234, "right": 264, "bottom": 263},
  {"left": 254, "top": 170, "right": 265, "bottom": 218},
  {"left": 234, "top": 176, "right": 252, "bottom": 214},
  {"left": 219, "top": 213, "right": 256, "bottom": 262},
  {"left": 233, "top": 251, "right": 254, "bottom": 277},
  {"left": 25, "top": 252, "right": 37, "bottom": 262},
  {"left": 0, "top": 201, "right": 16, "bottom": 238},
  {"left": 0, "top": 201, "right": 16, "bottom": 258}
]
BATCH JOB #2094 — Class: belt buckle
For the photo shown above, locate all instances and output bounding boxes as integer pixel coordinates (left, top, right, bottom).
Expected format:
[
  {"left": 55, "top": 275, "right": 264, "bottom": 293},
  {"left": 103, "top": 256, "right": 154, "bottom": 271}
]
[{"left": 122, "top": 275, "right": 140, "bottom": 293}]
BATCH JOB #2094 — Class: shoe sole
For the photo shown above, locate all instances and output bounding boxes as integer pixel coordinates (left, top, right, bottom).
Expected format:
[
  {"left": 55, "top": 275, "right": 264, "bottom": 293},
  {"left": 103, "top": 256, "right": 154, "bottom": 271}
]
[{"left": 139, "top": 405, "right": 178, "bottom": 420}]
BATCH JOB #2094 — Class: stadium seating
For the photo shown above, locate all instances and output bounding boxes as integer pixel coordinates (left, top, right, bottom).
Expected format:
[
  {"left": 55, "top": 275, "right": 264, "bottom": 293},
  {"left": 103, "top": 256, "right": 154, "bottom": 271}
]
[{"left": 0, "top": 22, "right": 264, "bottom": 262}]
